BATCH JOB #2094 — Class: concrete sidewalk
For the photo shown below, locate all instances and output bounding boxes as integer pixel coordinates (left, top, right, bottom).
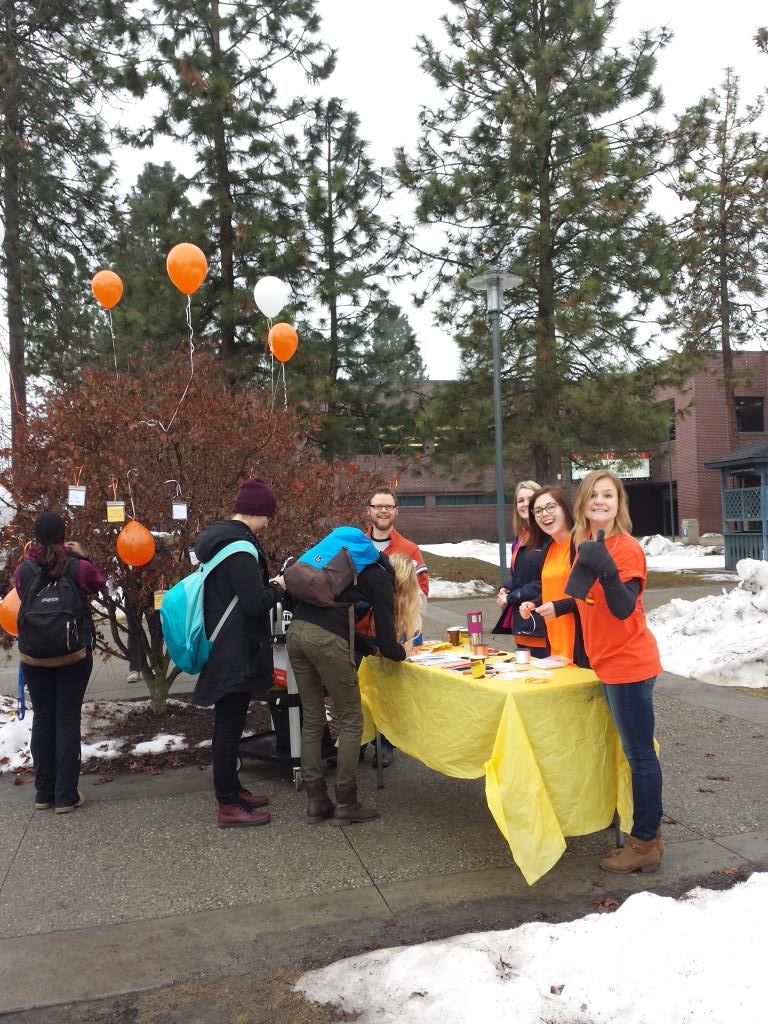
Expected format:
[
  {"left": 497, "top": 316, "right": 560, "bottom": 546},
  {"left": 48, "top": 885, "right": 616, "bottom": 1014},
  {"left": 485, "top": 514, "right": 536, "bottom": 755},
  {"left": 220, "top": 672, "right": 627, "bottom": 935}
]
[{"left": 0, "top": 586, "right": 766, "bottom": 1017}]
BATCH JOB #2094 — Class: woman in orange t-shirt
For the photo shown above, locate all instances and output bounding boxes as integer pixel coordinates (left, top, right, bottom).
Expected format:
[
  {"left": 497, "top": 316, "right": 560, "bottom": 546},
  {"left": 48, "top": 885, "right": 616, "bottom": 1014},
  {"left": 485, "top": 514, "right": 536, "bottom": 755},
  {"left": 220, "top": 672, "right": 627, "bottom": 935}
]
[
  {"left": 567, "top": 470, "right": 663, "bottom": 876},
  {"left": 519, "top": 486, "right": 578, "bottom": 661}
]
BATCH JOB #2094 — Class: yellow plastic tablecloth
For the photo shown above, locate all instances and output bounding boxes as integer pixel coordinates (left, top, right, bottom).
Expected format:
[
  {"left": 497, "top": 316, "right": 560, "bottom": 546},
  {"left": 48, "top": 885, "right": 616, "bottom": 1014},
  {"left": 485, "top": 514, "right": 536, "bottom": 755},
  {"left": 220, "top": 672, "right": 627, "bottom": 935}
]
[{"left": 358, "top": 658, "right": 633, "bottom": 885}]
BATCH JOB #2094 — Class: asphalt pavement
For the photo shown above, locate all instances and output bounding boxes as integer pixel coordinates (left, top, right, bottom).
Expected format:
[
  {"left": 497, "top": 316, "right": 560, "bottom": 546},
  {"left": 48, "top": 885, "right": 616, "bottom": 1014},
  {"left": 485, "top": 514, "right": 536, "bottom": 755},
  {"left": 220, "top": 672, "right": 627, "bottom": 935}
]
[{"left": 0, "top": 581, "right": 765, "bottom": 1021}]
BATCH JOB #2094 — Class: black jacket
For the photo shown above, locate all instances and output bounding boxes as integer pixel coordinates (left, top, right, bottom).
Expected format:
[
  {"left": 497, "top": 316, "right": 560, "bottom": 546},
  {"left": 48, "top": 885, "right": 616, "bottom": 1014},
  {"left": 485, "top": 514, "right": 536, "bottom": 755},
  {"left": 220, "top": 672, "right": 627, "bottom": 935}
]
[
  {"left": 192, "top": 519, "right": 284, "bottom": 707},
  {"left": 291, "top": 555, "right": 406, "bottom": 662},
  {"left": 491, "top": 539, "right": 549, "bottom": 641}
]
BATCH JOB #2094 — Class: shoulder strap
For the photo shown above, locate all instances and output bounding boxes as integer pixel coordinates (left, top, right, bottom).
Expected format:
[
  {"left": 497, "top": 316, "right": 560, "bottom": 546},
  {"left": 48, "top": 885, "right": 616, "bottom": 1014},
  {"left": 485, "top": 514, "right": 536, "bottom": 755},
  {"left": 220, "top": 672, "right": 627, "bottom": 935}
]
[
  {"left": 200, "top": 539, "right": 259, "bottom": 577},
  {"left": 201, "top": 539, "right": 260, "bottom": 643}
]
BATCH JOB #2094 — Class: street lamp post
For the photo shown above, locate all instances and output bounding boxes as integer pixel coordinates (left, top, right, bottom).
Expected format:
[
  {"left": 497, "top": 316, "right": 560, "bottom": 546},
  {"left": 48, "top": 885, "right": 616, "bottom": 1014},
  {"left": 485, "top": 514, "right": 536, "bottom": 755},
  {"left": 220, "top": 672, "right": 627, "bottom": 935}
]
[{"left": 468, "top": 269, "right": 523, "bottom": 585}]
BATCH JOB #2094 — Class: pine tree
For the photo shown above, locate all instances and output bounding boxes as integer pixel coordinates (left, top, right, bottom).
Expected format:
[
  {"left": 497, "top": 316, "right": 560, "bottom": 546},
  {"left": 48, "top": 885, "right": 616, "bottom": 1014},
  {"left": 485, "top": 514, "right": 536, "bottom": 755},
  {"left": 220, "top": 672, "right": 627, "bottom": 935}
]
[
  {"left": 124, "top": 0, "right": 333, "bottom": 373},
  {"left": 664, "top": 70, "right": 768, "bottom": 450},
  {"left": 295, "top": 97, "right": 424, "bottom": 455},
  {"left": 0, "top": 0, "right": 116, "bottom": 447},
  {"left": 395, "top": 0, "right": 695, "bottom": 481}
]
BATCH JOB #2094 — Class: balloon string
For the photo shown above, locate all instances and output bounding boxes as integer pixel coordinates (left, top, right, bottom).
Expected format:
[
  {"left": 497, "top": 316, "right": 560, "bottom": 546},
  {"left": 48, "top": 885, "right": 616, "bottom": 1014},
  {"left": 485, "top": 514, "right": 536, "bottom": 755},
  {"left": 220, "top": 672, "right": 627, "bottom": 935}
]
[
  {"left": 160, "top": 295, "right": 195, "bottom": 434},
  {"left": 268, "top": 317, "right": 275, "bottom": 410},
  {"left": 281, "top": 362, "right": 288, "bottom": 411},
  {"left": 107, "top": 310, "right": 119, "bottom": 376}
]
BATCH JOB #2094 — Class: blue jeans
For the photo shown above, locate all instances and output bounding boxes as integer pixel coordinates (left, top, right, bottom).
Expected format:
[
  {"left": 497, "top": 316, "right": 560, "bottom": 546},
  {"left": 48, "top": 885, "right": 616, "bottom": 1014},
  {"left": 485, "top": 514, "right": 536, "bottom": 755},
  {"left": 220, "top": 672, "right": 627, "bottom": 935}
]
[{"left": 601, "top": 678, "right": 662, "bottom": 841}]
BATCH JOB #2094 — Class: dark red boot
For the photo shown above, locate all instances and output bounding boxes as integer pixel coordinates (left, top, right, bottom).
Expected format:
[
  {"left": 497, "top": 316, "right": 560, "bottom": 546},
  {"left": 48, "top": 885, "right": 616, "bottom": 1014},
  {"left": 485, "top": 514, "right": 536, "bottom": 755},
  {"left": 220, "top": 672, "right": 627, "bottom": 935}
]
[
  {"left": 217, "top": 800, "right": 271, "bottom": 828},
  {"left": 237, "top": 787, "right": 269, "bottom": 809}
]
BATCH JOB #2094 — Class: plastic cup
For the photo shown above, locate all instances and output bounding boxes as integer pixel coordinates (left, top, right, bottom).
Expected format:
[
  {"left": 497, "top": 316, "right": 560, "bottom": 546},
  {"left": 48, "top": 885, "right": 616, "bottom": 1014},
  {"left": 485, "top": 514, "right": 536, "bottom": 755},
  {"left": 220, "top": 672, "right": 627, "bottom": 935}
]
[
  {"left": 515, "top": 649, "right": 531, "bottom": 666},
  {"left": 470, "top": 656, "right": 486, "bottom": 679},
  {"left": 447, "top": 627, "right": 461, "bottom": 646}
]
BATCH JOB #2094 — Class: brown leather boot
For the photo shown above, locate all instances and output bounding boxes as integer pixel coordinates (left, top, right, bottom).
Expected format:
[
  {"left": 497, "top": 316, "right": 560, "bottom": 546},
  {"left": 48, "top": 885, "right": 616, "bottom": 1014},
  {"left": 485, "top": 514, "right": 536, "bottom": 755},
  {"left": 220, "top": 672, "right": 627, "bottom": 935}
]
[
  {"left": 305, "top": 780, "right": 334, "bottom": 823},
  {"left": 599, "top": 835, "right": 661, "bottom": 873},
  {"left": 217, "top": 801, "right": 271, "bottom": 828},
  {"left": 333, "top": 783, "right": 380, "bottom": 825},
  {"left": 604, "top": 827, "right": 664, "bottom": 859}
]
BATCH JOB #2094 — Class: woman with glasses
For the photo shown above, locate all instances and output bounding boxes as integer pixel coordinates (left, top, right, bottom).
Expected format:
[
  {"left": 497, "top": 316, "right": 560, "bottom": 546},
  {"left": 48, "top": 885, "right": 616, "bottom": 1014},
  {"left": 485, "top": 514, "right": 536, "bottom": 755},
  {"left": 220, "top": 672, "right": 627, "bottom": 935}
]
[
  {"left": 492, "top": 479, "right": 549, "bottom": 659},
  {"left": 519, "top": 487, "right": 582, "bottom": 662},
  {"left": 566, "top": 470, "right": 663, "bottom": 874}
]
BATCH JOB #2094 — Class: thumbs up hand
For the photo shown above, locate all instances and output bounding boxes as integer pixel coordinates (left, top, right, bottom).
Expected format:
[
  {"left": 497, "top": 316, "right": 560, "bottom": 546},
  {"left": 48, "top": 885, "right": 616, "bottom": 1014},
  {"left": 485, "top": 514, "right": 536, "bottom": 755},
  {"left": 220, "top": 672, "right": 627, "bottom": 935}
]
[{"left": 576, "top": 529, "right": 617, "bottom": 578}]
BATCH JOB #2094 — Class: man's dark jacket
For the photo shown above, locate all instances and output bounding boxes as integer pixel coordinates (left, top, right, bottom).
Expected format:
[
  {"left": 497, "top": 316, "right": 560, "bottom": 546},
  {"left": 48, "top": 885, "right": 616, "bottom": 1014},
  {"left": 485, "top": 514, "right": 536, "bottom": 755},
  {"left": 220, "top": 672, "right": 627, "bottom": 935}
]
[{"left": 192, "top": 519, "right": 284, "bottom": 706}]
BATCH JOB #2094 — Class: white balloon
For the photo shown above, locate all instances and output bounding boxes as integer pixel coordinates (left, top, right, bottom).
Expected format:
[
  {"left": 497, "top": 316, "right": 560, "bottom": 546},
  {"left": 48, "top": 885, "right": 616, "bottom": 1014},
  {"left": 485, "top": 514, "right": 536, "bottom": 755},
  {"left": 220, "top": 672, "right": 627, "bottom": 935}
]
[{"left": 253, "top": 276, "right": 291, "bottom": 319}]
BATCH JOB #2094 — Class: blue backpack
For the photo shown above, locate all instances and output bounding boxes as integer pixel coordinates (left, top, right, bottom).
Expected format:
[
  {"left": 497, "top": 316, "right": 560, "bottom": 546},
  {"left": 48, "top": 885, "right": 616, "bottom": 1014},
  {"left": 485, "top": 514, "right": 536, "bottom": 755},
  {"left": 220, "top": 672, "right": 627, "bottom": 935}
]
[
  {"left": 283, "top": 527, "right": 380, "bottom": 607},
  {"left": 160, "top": 540, "right": 258, "bottom": 675}
]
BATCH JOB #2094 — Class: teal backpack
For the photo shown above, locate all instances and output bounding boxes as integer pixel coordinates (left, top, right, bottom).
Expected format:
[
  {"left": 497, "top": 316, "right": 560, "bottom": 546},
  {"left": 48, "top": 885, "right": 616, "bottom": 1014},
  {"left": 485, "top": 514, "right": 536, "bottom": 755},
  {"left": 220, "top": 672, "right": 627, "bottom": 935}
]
[{"left": 160, "top": 540, "right": 258, "bottom": 675}]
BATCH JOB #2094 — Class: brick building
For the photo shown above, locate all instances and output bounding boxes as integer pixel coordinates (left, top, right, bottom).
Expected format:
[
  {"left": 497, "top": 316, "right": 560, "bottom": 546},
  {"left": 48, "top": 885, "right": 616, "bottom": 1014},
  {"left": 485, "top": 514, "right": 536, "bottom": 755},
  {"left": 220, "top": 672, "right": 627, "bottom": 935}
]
[{"left": 355, "top": 353, "right": 768, "bottom": 544}]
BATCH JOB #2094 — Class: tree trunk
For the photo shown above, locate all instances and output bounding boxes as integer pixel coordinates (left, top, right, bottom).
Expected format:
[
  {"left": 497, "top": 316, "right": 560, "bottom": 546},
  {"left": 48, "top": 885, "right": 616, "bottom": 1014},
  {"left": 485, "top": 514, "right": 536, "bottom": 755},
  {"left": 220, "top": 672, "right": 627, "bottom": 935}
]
[
  {"left": 718, "top": 139, "right": 738, "bottom": 450},
  {"left": 210, "top": 0, "right": 236, "bottom": 363},
  {"left": 531, "top": 3, "right": 558, "bottom": 483},
  {"left": 1, "top": 0, "right": 27, "bottom": 453}
]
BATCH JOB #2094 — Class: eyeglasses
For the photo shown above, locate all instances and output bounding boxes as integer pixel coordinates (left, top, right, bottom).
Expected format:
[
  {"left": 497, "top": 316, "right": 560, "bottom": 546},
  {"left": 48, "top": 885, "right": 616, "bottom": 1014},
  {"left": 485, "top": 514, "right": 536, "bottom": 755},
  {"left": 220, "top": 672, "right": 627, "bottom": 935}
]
[
  {"left": 369, "top": 504, "right": 396, "bottom": 512},
  {"left": 532, "top": 502, "right": 559, "bottom": 519}
]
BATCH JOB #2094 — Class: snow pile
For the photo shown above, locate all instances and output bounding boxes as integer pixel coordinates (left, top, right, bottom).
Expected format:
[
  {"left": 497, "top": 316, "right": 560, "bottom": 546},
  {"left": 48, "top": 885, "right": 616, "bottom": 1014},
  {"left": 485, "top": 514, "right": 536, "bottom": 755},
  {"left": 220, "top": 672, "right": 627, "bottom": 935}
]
[
  {"left": 429, "top": 578, "right": 495, "bottom": 598},
  {"left": 0, "top": 696, "right": 194, "bottom": 773},
  {"left": 649, "top": 558, "right": 768, "bottom": 687},
  {"left": 423, "top": 537, "right": 728, "bottom": 574},
  {"left": 422, "top": 540, "right": 511, "bottom": 567},
  {"left": 297, "top": 872, "right": 767, "bottom": 1024}
]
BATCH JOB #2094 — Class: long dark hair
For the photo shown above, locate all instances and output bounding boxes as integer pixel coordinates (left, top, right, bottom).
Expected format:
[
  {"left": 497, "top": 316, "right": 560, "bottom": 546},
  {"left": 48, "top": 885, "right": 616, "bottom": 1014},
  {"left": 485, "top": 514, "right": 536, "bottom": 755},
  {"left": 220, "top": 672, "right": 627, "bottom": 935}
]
[
  {"left": 33, "top": 512, "right": 69, "bottom": 579},
  {"left": 526, "top": 487, "right": 574, "bottom": 549}
]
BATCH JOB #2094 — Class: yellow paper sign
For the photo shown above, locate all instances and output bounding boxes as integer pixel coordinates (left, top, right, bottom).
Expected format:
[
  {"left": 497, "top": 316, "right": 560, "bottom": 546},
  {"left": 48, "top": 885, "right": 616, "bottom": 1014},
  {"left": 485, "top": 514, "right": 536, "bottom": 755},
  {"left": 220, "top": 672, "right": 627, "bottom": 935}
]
[
  {"left": 106, "top": 501, "right": 126, "bottom": 523},
  {"left": 153, "top": 590, "right": 165, "bottom": 610}
]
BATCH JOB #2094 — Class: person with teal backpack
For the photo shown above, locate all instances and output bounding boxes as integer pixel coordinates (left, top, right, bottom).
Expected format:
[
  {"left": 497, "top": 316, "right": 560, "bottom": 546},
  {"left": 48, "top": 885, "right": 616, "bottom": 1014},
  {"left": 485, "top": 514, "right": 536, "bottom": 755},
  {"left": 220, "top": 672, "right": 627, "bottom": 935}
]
[
  {"left": 182, "top": 477, "right": 286, "bottom": 828},
  {"left": 285, "top": 526, "right": 417, "bottom": 826}
]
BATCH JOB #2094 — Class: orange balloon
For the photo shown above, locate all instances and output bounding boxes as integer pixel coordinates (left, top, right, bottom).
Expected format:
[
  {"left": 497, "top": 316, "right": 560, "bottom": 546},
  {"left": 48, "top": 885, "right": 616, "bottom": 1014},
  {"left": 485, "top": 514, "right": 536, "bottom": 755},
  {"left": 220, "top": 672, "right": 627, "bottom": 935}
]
[
  {"left": 166, "top": 243, "right": 208, "bottom": 295},
  {"left": 92, "top": 270, "right": 123, "bottom": 310},
  {"left": 0, "top": 588, "right": 21, "bottom": 637},
  {"left": 268, "top": 323, "right": 299, "bottom": 364},
  {"left": 116, "top": 520, "right": 156, "bottom": 567}
]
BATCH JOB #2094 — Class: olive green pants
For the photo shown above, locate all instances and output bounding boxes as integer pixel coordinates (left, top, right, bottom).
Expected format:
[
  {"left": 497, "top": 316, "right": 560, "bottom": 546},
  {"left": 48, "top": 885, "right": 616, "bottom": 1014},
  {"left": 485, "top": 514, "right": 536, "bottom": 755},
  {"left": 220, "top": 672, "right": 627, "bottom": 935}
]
[{"left": 286, "top": 619, "right": 363, "bottom": 786}]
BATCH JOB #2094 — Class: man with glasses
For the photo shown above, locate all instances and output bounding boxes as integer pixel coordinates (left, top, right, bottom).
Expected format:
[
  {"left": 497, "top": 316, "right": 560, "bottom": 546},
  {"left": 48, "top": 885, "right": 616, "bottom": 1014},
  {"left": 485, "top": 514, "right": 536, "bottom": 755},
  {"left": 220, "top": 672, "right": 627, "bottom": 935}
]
[{"left": 357, "top": 486, "right": 430, "bottom": 767}]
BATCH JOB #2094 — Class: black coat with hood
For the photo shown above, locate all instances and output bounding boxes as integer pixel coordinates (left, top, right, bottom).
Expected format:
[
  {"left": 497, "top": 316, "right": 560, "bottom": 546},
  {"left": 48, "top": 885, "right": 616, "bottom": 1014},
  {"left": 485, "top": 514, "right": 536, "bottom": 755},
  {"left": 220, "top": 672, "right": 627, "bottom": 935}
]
[{"left": 192, "top": 519, "right": 284, "bottom": 707}]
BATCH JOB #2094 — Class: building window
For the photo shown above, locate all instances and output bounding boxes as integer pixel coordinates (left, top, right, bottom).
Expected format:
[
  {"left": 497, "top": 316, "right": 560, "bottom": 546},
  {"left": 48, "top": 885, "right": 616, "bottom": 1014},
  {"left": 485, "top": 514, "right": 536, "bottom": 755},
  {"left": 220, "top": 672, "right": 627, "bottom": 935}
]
[
  {"left": 397, "top": 495, "right": 426, "bottom": 507},
  {"left": 735, "top": 397, "right": 764, "bottom": 433},
  {"left": 436, "top": 494, "right": 504, "bottom": 506}
]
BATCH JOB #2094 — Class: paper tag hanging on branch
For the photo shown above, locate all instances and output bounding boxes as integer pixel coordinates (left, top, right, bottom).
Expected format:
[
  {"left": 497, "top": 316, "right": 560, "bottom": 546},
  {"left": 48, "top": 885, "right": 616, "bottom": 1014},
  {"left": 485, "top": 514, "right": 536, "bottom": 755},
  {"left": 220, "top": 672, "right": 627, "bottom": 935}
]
[
  {"left": 153, "top": 590, "right": 166, "bottom": 611},
  {"left": 189, "top": 549, "right": 200, "bottom": 567},
  {"left": 68, "top": 485, "right": 86, "bottom": 507},
  {"left": 106, "top": 501, "right": 125, "bottom": 523},
  {"left": 172, "top": 501, "right": 188, "bottom": 521}
]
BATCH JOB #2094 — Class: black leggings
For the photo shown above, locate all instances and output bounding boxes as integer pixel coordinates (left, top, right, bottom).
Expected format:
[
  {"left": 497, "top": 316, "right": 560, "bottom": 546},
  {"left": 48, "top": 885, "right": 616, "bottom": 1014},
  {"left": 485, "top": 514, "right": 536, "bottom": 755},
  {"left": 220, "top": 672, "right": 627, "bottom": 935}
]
[
  {"left": 23, "top": 653, "right": 93, "bottom": 806},
  {"left": 212, "top": 691, "right": 251, "bottom": 803}
]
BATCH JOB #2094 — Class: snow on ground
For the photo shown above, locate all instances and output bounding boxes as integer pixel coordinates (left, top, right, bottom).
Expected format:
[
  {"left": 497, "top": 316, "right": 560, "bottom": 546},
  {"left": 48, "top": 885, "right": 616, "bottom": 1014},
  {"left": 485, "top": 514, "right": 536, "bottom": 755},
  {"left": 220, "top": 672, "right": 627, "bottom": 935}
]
[
  {"left": 649, "top": 558, "right": 768, "bottom": 688},
  {"left": 429, "top": 578, "right": 495, "bottom": 598},
  {"left": 422, "top": 535, "right": 727, "bottom": 574},
  {"left": 0, "top": 696, "right": 194, "bottom": 773},
  {"left": 297, "top": 872, "right": 767, "bottom": 1024}
]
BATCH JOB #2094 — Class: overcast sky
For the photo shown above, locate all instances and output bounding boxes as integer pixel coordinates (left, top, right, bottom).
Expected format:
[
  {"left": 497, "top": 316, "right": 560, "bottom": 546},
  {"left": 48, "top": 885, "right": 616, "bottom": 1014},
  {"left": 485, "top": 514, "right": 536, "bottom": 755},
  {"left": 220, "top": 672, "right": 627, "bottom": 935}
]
[{"left": 2, "top": 1, "right": 767, "bottom": 425}]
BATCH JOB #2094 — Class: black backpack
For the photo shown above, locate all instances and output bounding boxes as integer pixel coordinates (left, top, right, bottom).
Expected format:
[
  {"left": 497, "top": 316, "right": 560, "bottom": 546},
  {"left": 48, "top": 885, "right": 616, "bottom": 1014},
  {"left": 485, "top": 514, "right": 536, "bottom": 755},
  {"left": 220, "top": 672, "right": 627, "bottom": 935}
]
[{"left": 17, "top": 556, "right": 88, "bottom": 667}]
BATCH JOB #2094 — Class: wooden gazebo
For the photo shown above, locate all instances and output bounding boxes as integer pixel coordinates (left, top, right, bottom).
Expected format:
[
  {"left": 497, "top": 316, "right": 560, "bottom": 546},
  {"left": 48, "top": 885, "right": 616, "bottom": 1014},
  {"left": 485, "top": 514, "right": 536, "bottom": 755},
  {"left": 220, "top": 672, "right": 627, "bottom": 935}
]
[{"left": 705, "top": 439, "right": 768, "bottom": 569}]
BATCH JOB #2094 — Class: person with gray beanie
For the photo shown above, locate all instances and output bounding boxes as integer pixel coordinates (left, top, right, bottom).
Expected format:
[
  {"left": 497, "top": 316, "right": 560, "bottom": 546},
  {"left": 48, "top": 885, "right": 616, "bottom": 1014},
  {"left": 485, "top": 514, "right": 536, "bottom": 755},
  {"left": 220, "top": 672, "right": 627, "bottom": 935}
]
[
  {"left": 14, "top": 512, "right": 105, "bottom": 813},
  {"left": 192, "top": 477, "right": 286, "bottom": 827}
]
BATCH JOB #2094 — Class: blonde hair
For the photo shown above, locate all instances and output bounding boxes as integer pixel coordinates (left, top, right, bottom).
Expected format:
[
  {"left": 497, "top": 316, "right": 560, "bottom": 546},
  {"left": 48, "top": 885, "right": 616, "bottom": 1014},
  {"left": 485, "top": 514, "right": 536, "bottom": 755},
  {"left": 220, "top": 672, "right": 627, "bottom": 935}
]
[
  {"left": 389, "top": 552, "right": 422, "bottom": 642},
  {"left": 572, "top": 470, "right": 633, "bottom": 545},
  {"left": 512, "top": 479, "right": 540, "bottom": 538}
]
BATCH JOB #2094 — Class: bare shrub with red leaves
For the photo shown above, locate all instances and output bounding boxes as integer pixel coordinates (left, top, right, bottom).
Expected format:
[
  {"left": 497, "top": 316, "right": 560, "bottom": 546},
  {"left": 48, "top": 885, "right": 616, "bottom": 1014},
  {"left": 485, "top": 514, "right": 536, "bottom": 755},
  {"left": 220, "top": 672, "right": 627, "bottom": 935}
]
[{"left": 0, "top": 353, "right": 372, "bottom": 713}]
